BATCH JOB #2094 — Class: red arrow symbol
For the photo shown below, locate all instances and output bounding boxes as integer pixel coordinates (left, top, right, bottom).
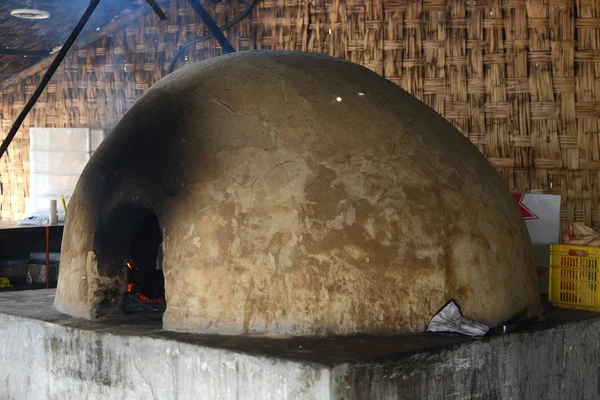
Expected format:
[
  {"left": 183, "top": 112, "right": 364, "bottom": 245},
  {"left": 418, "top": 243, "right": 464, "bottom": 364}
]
[{"left": 512, "top": 193, "right": 539, "bottom": 220}]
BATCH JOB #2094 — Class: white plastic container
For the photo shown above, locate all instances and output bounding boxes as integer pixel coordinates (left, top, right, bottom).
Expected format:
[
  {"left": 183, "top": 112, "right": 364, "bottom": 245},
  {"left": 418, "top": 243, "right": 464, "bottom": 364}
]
[{"left": 49, "top": 200, "right": 58, "bottom": 224}]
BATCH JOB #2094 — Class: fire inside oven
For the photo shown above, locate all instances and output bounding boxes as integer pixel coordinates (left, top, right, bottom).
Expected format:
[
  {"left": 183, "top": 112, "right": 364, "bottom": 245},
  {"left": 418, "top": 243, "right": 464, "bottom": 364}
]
[{"left": 123, "top": 213, "right": 166, "bottom": 314}]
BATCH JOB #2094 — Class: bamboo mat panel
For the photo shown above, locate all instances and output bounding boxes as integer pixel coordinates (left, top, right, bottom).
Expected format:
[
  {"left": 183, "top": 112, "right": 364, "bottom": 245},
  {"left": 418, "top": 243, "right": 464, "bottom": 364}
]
[{"left": 0, "top": 0, "right": 599, "bottom": 240}]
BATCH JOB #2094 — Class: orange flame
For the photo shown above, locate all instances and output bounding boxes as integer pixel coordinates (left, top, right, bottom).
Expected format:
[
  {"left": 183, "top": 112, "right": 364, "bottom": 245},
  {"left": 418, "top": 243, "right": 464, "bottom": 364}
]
[{"left": 136, "top": 292, "right": 165, "bottom": 304}]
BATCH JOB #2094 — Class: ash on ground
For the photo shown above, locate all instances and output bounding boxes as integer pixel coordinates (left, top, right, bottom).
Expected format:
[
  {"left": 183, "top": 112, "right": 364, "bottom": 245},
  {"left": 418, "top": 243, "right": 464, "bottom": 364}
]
[{"left": 123, "top": 292, "right": 166, "bottom": 314}]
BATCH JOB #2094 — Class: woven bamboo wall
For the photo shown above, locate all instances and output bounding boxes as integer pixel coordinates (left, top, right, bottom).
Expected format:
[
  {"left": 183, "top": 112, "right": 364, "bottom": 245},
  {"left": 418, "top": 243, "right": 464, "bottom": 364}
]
[{"left": 1, "top": 0, "right": 599, "bottom": 239}]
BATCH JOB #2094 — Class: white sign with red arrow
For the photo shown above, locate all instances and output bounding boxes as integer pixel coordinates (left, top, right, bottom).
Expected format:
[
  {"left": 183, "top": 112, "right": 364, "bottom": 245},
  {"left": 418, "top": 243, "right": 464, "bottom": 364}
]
[{"left": 512, "top": 193, "right": 561, "bottom": 294}]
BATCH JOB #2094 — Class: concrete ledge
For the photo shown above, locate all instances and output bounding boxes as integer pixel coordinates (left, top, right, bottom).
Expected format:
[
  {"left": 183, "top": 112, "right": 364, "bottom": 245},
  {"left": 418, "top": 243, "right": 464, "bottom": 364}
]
[
  {"left": 1, "top": 290, "right": 599, "bottom": 399},
  {"left": 332, "top": 317, "right": 600, "bottom": 399},
  {"left": 0, "top": 311, "right": 329, "bottom": 399}
]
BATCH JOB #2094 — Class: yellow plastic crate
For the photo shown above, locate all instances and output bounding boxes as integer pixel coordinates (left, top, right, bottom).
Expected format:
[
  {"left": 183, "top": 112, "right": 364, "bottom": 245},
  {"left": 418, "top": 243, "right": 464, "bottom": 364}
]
[{"left": 549, "top": 244, "right": 600, "bottom": 311}]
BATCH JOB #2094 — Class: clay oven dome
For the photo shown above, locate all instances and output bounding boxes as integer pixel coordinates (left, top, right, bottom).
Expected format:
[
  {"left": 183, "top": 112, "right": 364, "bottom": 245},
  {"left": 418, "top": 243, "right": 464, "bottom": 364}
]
[{"left": 55, "top": 50, "right": 540, "bottom": 336}]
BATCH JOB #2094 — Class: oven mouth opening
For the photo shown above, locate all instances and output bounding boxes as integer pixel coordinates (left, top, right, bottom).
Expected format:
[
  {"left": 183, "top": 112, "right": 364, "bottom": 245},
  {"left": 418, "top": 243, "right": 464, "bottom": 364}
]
[
  {"left": 93, "top": 204, "right": 166, "bottom": 318},
  {"left": 123, "top": 212, "right": 166, "bottom": 315}
]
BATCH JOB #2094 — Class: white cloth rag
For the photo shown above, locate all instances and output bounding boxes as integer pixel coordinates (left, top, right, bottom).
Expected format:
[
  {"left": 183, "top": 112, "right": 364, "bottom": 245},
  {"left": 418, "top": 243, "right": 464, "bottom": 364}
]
[{"left": 426, "top": 300, "right": 489, "bottom": 338}]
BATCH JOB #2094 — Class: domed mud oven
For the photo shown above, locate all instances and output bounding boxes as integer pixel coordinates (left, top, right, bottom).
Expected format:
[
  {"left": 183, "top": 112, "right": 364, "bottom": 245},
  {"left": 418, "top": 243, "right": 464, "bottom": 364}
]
[{"left": 55, "top": 50, "right": 540, "bottom": 336}]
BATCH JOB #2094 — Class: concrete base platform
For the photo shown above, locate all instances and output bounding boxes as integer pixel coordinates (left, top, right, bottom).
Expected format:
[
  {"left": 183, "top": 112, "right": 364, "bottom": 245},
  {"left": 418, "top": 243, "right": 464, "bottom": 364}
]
[{"left": 1, "top": 290, "right": 599, "bottom": 399}]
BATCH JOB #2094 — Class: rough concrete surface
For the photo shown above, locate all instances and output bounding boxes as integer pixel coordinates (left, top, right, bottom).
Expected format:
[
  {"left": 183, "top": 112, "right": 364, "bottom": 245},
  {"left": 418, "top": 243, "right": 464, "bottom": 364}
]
[
  {"left": 1, "top": 290, "right": 599, "bottom": 400},
  {"left": 0, "top": 314, "right": 329, "bottom": 400},
  {"left": 56, "top": 50, "right": 540, "bottom": 336},
  {"left": 332, "top": 318, "right": 600, "bottom": 400}
]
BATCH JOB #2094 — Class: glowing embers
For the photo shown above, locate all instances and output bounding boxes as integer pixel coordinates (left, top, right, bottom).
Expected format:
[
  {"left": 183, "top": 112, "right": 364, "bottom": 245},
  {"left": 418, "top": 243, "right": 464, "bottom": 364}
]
[
  {"left": 125, "top": 260, "right": 165, "bottom": 305},
  {"left": 124, "top": 255, "right": 166, "bottom": 313}
]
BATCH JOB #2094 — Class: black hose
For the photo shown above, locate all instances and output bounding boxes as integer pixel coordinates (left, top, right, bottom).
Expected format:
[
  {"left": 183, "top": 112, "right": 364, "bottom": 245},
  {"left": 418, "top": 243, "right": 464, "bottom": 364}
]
[
  {"left": 187, "top": 0, "right": 236, "bottom": 54},
  {"left": 0, "top": 0, "right": 102, "bottom": 162},
  {"left": 168, "top": 0, "right": 257, "bottom": 74},
  {"left": 145, "top": 0, "right": 168, "bottom": 20}
]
